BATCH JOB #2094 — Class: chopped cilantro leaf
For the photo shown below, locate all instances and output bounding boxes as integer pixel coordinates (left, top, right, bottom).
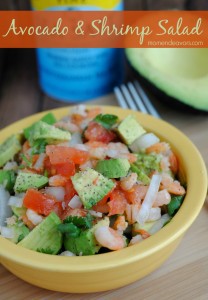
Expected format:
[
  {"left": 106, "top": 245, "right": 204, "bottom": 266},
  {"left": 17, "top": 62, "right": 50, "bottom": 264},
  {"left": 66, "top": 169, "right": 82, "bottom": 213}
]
[
  {"left": 94, "top": 114, "right": 118, "bottom": 129},
  {"left": 168, "top": 195, "right": 184, "bottom": 216},
  {"left": 57, "top": 223, "right": 81, "bottom": 237},
  {"left": 20, "top": 153, "right": 33, "bottom": 168},
  {"left": 63, "top": 214, "right": 94, "bottom": 229},
  {"left": 31, "top": 139, "right": 47, "bottom": 155}
]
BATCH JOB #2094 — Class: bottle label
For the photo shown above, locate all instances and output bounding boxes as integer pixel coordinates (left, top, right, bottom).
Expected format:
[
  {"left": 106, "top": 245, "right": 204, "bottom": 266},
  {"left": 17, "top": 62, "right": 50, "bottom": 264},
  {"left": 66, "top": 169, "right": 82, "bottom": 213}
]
[
  {"left": 31, "top": 0, "right": 122, "bottom": 10},
  {"left": 32, "top": 0, "right": 124, "bottom": 102}
]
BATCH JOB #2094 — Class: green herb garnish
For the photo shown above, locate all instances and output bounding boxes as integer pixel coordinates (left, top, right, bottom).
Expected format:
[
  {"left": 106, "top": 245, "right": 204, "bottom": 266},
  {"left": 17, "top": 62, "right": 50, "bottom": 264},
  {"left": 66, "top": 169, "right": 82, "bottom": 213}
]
[
  {"left": 94, "top": 114, "right": 118, "bottom": 129},
  {"left": 168, "top": 195, "right": 184, "bottom": 216}
]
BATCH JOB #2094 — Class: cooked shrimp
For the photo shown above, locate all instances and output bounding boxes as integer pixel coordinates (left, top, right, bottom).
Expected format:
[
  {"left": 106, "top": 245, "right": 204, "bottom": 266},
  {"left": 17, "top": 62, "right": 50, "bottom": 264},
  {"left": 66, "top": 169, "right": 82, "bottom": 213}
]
[
  {"left": 160, "top": 156, "right": 170, "bottom": 172},
  {"left": 107, "top": 142, "right": 129, "bottom": 154},
  {"left": 147, "top": 207, "right": 161, "bottom": 222},
  {"left": 125, "top": 204, "right": 141, "bottom": 224},
  {"left": 79, "top": 160, "right": 93, "bottom": 171},
  {"left": 94, "top": 226, "right": 126, "bottom": 250},
  {"left": 120, "top": 173, "right": 138, "bottom": 191},
  {"left": 133, "top": 229, "right": 151, "bottom": 239},
  {"left": 86, "top": 141, "right": 108, "bottom": 160},
  {"left": 169, "top": 151, "right": 178, "bottom": 174},
  {"left": 113, "top": 215, "right": 128, "bottom": 233},
  {"left": 146, "top": 142, "right": 170, "bottom": 155},
  {"left": 161, "top": 174, "right": 185, "bottom": 195},
  {"left": 55, "top": 121, "right": 80, "bottom": 133},
  {"left": 86, "top": 107, "right": 102, "bottom": 119},
  {"left": 153, "top": 189, "right": 171, "bottom": 207},
  {"left": 107, "top": 143, "right": 137, "bottom": 162},
  {"left": 125, "top": 184, "right": 148, "bottom": 205},
  {"left": 128, "top": 234, "right": 143, "bottom": 246},
  {"left": 49, "top": 175, "right": 68, "bottom": 187}
]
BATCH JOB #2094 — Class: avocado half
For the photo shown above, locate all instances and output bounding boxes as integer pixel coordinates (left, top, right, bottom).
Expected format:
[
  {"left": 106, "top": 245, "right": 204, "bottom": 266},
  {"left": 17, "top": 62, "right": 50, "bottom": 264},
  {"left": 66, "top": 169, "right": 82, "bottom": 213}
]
[{"left": 126, "top": 48, "right": 208, "bottom": 112}]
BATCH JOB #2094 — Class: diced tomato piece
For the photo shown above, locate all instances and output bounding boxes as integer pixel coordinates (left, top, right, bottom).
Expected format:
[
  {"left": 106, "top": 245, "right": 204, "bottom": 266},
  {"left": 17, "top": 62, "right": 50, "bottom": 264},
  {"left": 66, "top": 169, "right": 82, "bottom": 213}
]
[
  {"left": 108, "top": 189, "right": 128, "bottom": 216},
  {"left": 54, "top": 161, "right": 75, "bottom": 177},
  {"left": 84, "top": 122, "right": 116, "bottom": 144},
  {"left": 23, "top": 189, "right": 56, "bottom": 216},
  {"left": 64, "top": 179, "right": 77, "bottom": 205},
  {"left": 92, "top": 193, "right": 110, "bottom": 213},
  {"left": 44, "top": 156, "right": 56, "bottom": 177},
  {"left": 52, "top": 202, "right": 64, "bottom": 218},
  {"left": 46, "top": 145, "right": 89, "bottom": 165}
]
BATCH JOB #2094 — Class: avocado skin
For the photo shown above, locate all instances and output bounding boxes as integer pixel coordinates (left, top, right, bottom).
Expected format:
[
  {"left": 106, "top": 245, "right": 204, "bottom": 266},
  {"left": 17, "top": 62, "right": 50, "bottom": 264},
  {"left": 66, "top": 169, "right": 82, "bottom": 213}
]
[{"left": 129, "top": 65, "right": 208, "bottom": 114}]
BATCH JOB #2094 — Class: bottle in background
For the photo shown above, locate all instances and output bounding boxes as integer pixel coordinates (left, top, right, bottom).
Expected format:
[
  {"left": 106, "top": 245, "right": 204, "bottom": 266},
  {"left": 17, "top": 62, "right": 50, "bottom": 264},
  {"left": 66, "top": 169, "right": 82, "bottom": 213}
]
[{"left": 31, "top": 0, "right": 124, "bottom": 102}]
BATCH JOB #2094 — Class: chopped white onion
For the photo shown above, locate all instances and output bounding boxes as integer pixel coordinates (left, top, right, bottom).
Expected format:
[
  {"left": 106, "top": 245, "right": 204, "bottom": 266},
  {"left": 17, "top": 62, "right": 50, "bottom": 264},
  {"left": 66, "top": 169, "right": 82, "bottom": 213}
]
[
  {"left": 45, "top": 187, "right": 65, "bottom": 202},
  {"left": 26, "top": 209, "right": 43, "bottom": 226},
  {"left": 0, "top": 226, "right": 14, "bottom": 239},
  {"left": 89, "top": 210, "right": 102, "bottom": 218},
  {"left": 68, "top": 132, "right": 83, "bottom": 146},
  {"left": 136, "top": 174, "right": 162, "bottom": 225},
  {"left": 3, "top": 161, "right": 18, "bottom": 171},
  {"left": 106, "top": 149, "right": 118, "bottom": 158},
  {"left": 79, "top": 160, "right": 93, "bottom": 171},
  {"left": 129, "top": 234, "right": 143, "bottom": 246},
  {"left": 149, "top": 214, "right": 171, "bottom": 235},
  {"left": 68, "top": 195, "right": 82, "bottom": 209},
  {"left": 0, "top": 185, "right": 12, "bottom": 226},
  {"left": 33, "top": 153, "right": 46, "bottom": 170},
  {"left": 8, "top": 196, "right": 23, "bottom": 208},
  {"left": 130, "top": 133, "right": 160, "bottom": 152},
  {"left": 147, "top": 207, "right": 161, "bottom": 222},
  {"left": 59, "top": 251, "right": 76, "bottom": 257},
  {"left": 80, "top": 118, "right": 91, "bottom": 130},
  {"left": 73, "top": 144, "right": 88, "bottom": 152},
  {"left": 71, "top": 105, "right": 87, "bottom": 116}
]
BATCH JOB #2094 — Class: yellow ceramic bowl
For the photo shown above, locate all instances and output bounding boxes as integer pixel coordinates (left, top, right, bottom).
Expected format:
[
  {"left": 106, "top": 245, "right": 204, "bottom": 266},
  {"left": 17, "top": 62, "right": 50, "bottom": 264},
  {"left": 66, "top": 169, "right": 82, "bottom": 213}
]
[{"left": 0, "top": 106, "right": 207, "bottom": 293}]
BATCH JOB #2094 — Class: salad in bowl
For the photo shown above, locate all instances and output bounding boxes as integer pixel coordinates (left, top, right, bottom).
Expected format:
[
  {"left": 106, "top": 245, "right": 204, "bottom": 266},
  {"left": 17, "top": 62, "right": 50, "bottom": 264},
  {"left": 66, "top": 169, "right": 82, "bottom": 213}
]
[{"left": 0, "top": 105, "right": 186, "bottom": 257}]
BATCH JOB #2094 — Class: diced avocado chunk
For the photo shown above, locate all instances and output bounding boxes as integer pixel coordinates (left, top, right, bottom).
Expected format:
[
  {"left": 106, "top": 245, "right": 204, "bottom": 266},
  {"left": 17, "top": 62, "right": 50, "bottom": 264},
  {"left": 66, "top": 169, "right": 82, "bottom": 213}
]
[
  {"left": 130, "top": 164, "right": 150, "bottom": 185},
  {"left": 9, "top": 222, "right": 30, "bottom": 244},
  {"left": 32, "top": 121, "right": 71, "bottom": 144},
  {"left": 0, "top": 135, "right": 21, "bottom": 167},
  {"left": 24, "top": 112, "right": 57, "bottom": 139},
  {"left": 117, "top": 115, "right": 146, "bottom": 145},
  {"left": 0, "top": 170, "right": 16, "bottom": 192},
  {"left": 131, "top": 153, "right": 161, "bottom": 185},
  {"left": 18, "top": 212, "right": 62, "bottom": 255},
  {"left": 135, "top": 153, "right": 161, "bottom": 175},
  {"left": 95, "top": 158, "right": 130, "bottom": 178},
  {"left": 14, "top": 172, "right": 48, "bottom": 193},
  {"left": 11, "top": 206, "right": 27, "bottom": 217},
  {"left": 71, "top": 168, "right": 115, "bottom": 209},
  {"left": 133, "top": 221, "right": 156, "bottom": 234},
  {"left": 64, "top": 229, "right": 99, "bottom": 256}
]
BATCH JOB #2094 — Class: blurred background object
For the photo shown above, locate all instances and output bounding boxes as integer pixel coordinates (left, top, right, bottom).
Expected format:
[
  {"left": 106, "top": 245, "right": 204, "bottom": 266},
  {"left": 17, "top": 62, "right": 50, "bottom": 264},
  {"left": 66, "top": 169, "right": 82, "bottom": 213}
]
[{"left": 0, "top": 0, "right": 207, "bottom": 130}]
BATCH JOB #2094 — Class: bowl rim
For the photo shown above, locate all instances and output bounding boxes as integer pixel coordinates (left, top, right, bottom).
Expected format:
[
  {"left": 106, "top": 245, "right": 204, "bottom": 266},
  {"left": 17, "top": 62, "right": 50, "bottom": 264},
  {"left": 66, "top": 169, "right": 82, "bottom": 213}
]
[{"left": 0, "top": 105, "right": 207, "bottom": 272}]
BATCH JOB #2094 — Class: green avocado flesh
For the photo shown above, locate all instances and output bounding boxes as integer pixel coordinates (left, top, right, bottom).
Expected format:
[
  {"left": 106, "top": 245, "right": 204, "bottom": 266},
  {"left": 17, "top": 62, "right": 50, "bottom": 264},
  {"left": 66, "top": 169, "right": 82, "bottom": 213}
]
[
  {"left": 126, "top": 48, "right": 208, "bottom": 111},
  {"left": 18, "top": 212, "right": 62, "bottom": 255}
]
